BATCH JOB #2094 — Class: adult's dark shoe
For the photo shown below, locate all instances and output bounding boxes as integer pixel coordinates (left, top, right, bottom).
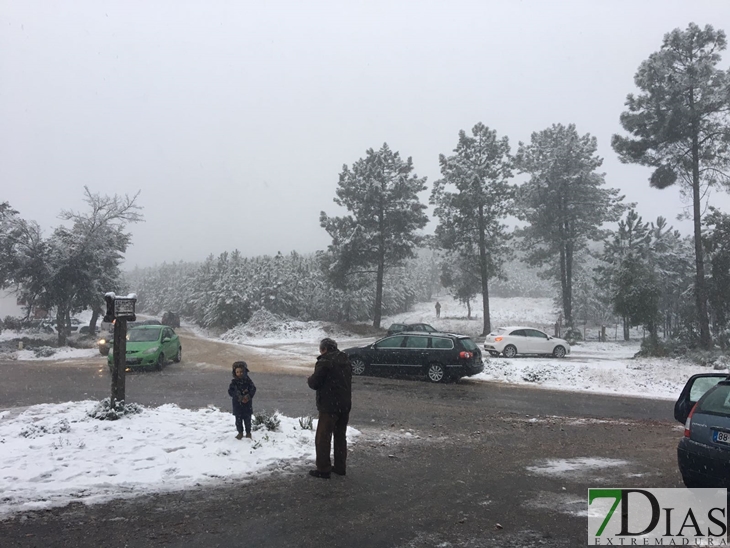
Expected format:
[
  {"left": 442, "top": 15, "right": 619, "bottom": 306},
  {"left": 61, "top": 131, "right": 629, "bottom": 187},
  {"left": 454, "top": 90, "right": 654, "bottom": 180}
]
[
  {"left": 308, "top": 469, "right": 331, "bottom": 479},
  {"left": 332, "top": 469, "right": 346, "bottom": 476},
  {"left": 245, "top": 432, "right": 252, "bottom": 439},
  {"left": 235, "top": 432, "right": 243, "bottom": 440}
]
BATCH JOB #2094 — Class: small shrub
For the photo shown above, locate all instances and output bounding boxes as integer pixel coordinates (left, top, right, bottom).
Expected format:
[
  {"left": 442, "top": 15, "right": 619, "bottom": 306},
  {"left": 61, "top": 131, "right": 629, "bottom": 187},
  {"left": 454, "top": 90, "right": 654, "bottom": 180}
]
[
  {"left": 522, "top": 367, "right": 549, "bottom": 384},
  {"left": 252, "top": 410, "right": 281, "bottom": 432},
  {"left": 564, "top": 328, "right": 583, "bottom": 344},
  {"left": 88, "top": 398, "right": 144, "bottom": 421},
  {"left": 33, "top": 346, "right": 56, "bottom": 358},
  {"left": 298, "top": 416, "right": 314, "bottom": 430}
]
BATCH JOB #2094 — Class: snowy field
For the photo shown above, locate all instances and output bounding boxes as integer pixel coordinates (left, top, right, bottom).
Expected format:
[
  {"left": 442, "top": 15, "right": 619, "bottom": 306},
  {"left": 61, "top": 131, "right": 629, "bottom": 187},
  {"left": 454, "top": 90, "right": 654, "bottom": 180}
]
[{"left": 0, "top": 401, "right": 360, "bottom": 519}]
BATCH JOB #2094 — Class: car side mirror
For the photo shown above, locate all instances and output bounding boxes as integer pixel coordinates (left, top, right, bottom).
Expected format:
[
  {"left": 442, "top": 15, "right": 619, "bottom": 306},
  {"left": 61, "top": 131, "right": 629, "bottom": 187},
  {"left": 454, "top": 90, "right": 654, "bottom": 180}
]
[
  {"left": 163, "top": 337, "right": 171, "bottom": 343},
  {"left": 674, "top": 373, "right": 729, "bottom": 424}
]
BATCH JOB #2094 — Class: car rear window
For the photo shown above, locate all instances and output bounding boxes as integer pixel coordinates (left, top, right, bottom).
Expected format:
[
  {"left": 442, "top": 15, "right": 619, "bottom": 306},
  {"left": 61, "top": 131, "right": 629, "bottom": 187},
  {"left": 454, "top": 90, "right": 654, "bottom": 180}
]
[
  {"left": 690, "top": 377, "right": 726, "bottom": 402},
  {"left": 459, "top": 338, "right": 478, "bottom": 351},
  {"left": 431, "top": 337, "right": 454, "bottom": 349},
  {"left": 405, "top": 336, "right": 429, "bottom": 348},
  {"left": 698, "top": 384, "right": 730, "bottom": 417},
  {"left": 490, "top": 328, "right": 506, "bottom": 336}
]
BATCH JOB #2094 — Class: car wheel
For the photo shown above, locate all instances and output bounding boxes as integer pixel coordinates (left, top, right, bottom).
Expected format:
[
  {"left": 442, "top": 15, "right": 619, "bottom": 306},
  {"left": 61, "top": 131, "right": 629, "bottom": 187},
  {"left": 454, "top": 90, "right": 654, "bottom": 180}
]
[
  {"left": 489, "top": 351, "right": 500, "bottom": 357},
  {"left": 351, "top": 358, "right": 366, "bottom": 376},
  {"left": 173, "top": 346, "right": 182, "bottom": 363},
  {"left": 426, "top": 363, "right": 446, "bottom": 383},
  {"left": 503, "top": 345, "right": 517, "bottom": 358},
  {"left": 552, "top": 345, "right": 566, "bottom": 358},
  {"left": 156, "top": 354, "right": 165, "bottom": 371}
]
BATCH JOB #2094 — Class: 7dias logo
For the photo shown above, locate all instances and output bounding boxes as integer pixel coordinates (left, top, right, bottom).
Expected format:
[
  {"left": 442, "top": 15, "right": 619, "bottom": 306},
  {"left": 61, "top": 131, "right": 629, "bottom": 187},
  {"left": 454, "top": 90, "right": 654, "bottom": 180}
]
[{"left": 588, "top": 488, "right": 727, "bottom": 545}]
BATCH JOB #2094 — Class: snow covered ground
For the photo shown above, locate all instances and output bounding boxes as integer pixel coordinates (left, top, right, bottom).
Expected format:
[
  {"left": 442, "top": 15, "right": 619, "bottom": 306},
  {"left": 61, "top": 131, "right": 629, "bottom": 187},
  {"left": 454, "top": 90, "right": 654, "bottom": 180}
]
[
  {"left": 476, "top": 341, "right": 730, "bottom": 400},
  {"left": 0, "top": 401, "right": 360, "bottom": 519}
]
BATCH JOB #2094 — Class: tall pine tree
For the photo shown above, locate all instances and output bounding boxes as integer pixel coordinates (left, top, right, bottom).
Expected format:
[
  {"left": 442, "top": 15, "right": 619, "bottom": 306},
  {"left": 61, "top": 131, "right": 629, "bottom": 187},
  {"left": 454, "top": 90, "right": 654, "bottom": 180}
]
[
  {"left": 612, "top": 23, "right": 730, "bottom": 349},
  {"left": 515, "top": 124, "right": 626, "bottom": 328},
  {"left": 320, "top": 144, "right": 428, "bottom": 328},
  {"left": 430, "top": 123, "right": 514, "bottom": 335}
]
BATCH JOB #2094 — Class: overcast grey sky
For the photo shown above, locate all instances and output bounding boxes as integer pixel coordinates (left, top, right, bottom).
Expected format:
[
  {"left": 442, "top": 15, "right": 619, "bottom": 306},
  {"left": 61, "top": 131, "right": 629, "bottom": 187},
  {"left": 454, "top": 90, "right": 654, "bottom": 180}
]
[{"left": 2, "top": 0, "right": 730, "bottom": 268}]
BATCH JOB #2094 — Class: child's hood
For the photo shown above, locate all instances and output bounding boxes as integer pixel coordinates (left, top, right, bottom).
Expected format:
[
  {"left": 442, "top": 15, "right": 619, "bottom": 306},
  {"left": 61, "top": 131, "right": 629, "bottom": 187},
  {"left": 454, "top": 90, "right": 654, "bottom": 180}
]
[{"left": 231, "top": 360, "right": 249, "bottom": 377}]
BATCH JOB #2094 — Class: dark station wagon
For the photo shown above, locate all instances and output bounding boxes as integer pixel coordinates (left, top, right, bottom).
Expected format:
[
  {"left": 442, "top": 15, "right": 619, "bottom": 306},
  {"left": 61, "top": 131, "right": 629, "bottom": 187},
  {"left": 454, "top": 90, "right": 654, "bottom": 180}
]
[{"left": 343, "top": 332, "right": 483, "bottom": 383}]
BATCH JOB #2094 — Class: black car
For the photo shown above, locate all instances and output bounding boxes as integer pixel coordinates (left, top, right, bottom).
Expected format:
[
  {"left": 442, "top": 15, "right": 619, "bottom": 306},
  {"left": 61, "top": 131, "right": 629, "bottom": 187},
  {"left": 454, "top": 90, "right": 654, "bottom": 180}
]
[
  {"left": 674, "top": 373, "right": 730, "bottom": 487},
  {"left": 386, "top": 323, "right": 437, "bottom": 336},
  {"left": 343, "top": 332, "right": 483, "bottom": 383}
]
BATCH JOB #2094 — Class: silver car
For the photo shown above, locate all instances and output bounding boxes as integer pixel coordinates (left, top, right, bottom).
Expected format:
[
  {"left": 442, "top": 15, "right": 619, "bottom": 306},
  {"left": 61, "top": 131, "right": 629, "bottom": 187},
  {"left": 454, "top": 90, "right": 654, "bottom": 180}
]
[{"left": 674, "top": 374, "right": 730, "bottom": 488}]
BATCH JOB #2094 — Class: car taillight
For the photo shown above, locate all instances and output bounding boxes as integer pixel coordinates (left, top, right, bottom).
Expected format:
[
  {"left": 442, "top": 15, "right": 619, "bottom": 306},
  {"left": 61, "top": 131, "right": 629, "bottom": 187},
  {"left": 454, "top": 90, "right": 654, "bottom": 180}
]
[
  {"left": 684, "top": 403, "right": 698, "bottom": 438},
  {"left": 494, "top": 336, "right": 503, "bottom": 342},
  {"left": 459, "top": 351, "right": 473, "bottom": 359}
]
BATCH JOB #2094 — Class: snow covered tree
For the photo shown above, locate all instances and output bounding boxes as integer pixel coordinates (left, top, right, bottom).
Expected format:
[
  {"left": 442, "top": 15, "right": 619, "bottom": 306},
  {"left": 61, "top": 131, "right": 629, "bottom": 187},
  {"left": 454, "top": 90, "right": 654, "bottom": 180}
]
[
  {"left": 430, "top": 123, "right": 514, "bottom": 334},
  {"left": 612, "top": 23, "right": 730, "bottom": 349},
  {"left": 704, "top": 208, "right": 730, "bottom": 346},
  {"left": 439, "top": 249, "right": 481, "bottom": 319},
  {"left": 320, "top": 143, "right": 428, "bottom": 328},
  {"left": 515, "top": 124, "right": 626, "bottom": 328},
  {"left": 613, "top": 253, "right": 661, "bottom": 345},
  {"left": 11, "top": 188, "right": 142, "bottom": 345}
]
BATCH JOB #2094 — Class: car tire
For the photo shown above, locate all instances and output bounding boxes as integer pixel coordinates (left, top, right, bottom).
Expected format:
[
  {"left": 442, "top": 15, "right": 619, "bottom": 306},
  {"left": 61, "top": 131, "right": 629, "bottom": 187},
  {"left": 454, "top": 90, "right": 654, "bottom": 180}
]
[
  {"left": 173, "top": 346, "right": 182, "bottom": 363},
  {"left": 426, "top": 362, "right": 446, "bottom": 383},
  {"left": 351, "top": 358, "right": 366, "bottom": 376},
  {"left": 503, "top": 345, "right": 517, "bottom": 358},
  {"left": 552, "top": 345, "right": 566, "bottom": 358},
  {"left": 156, "top": 354, "right": 165, "bottom": 371}
]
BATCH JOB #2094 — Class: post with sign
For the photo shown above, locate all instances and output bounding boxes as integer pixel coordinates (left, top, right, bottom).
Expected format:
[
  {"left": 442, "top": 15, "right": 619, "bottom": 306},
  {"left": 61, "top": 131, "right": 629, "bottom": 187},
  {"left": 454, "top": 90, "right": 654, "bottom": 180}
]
[{"left": 104, "top": 292, "right": 137, "bottom": 409}]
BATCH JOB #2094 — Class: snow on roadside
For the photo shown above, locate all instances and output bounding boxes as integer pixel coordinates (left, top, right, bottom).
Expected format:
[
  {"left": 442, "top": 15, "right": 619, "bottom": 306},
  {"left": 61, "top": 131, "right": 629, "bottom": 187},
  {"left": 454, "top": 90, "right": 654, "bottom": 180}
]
[
  {"left": 12, "top": 348, "right": 99, "bottom": 361},
  {"left": 0, "top": 401, "right": 360, "bottom": 518},
  {"left": 474, "top": 341, "right": 729, "bottom": 400}
]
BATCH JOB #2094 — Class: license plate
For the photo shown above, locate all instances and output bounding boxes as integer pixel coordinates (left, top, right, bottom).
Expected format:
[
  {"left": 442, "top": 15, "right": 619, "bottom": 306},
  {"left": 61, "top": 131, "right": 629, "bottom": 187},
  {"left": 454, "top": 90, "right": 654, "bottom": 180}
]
[{"left": 713, "top": 430, "right": 730, "bottom": 445}]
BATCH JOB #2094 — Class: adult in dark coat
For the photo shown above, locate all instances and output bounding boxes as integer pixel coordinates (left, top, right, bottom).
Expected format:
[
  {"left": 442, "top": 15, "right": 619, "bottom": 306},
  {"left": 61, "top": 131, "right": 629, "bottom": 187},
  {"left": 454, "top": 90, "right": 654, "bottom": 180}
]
[
  {"left": 228, "top": 361, "right": 256, "bottom": 439},
  {"left": 306, "top": 338, "right": 352, "bottom": 479}
]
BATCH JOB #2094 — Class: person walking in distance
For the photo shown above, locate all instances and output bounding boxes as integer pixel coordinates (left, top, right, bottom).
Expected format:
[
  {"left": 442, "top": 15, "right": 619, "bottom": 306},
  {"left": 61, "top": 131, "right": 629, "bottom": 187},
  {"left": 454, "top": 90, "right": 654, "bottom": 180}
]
[
  {"left": 306, "top": 338, "right": 352, "bottom": 479},
  {"left": 435, "top": 301, "right": 441, "bottom": 319}
]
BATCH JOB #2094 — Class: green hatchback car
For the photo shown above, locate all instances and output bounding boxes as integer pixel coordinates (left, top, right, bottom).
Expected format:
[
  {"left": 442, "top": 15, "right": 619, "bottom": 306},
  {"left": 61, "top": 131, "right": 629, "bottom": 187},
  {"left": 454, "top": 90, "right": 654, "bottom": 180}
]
[{"left": 107, "top": 325, "right": 182, "bottom": 371}]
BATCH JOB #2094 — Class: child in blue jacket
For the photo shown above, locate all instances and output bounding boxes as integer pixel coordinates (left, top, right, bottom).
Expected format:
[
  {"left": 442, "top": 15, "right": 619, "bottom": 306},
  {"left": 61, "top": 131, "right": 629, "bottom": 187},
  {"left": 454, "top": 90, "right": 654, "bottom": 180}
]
[{"left": 228, "top": 361, "right": 256, "bottom": 439}]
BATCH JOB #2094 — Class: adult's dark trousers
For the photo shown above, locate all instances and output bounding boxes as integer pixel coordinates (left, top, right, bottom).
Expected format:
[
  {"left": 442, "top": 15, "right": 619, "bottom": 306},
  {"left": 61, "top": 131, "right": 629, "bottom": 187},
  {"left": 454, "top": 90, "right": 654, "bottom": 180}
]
[
  {"left": 235, "top": 411, "right": 252, "bottom": 435},
  {"left": 315, "top": 411, "right": 349, "bottom": 473}
]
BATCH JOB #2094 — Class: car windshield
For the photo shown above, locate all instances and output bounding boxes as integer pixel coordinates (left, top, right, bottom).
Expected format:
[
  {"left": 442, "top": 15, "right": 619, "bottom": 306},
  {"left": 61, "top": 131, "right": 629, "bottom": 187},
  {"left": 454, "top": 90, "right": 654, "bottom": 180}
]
[
  {"left": 128, "top": 328, "right": 161, "bottom": 342},
  {"left": 459, "top": 338, "right": 478, "bottom": 351},
  {"left": 698, "top": 384, "right": 730, "bottom": 417}
]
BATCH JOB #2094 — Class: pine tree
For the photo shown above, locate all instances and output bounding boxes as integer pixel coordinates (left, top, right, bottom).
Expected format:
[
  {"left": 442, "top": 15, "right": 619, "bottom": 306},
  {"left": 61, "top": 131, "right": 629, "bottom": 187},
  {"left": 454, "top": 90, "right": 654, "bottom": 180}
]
[
  {"left": 320, "top": 144, "right": 428, "bottom": 328},
  {"left": 612, "top": 23, "right": 730, "bottom": 349},
  {"left": 430, "top": 123, "right": 514, "bottom": 335},
  {"left": 515, "top": 124, "right": 626, "bottom": 328}
]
